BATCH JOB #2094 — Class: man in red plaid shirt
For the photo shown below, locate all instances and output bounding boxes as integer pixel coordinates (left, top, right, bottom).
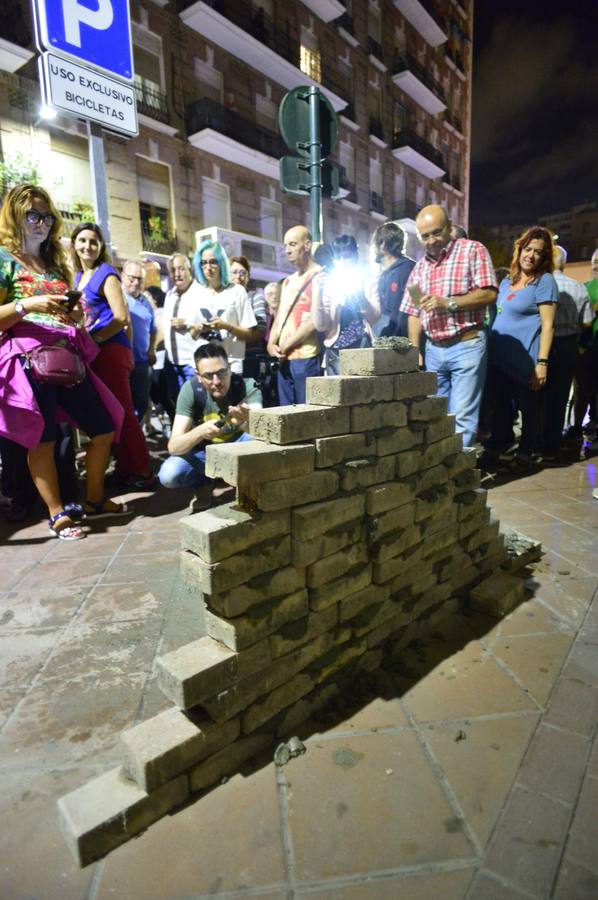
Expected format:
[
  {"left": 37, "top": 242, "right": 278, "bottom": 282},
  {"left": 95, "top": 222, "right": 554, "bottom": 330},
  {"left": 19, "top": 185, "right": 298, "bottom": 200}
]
[{"left": 401, "top": 205, "right": 498, "bottom": 448}]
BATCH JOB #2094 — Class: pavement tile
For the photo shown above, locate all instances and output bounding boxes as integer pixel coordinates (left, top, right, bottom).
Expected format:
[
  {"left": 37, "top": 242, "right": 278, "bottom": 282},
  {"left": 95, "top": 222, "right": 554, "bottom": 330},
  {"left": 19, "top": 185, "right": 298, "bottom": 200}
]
[
  {"left": 0, "top": 627, "right": 62, "bottom": 691},
  {"left": 0, "top": 587, "right": 87, "bottom": 630},
  {"left": 13, "top": 556, "right": 110, "bottom": 591},
  {"left": 553, "top": 858, "right": 598, "bottom": 899},
  {"left": 297, "top": 868, "right": 475, "bottom": 899},
  {"left": 2, "top": 560, "right": 45, "bottom": 591},
  {"left": 400, "top": 641, "right": 537, "bottom": 724},
  {"left": 533, "top": 571, "right": 596, "bottom": 626},
  {"left": 423, "top": 715, "right": 539, "bottom": 848},
  {"left": 488, "top": 598, "right": 574, "bottom": 638},
  {"left": 466, "top": 871, "right": 537, "bottom": 899},
  {"left": 543, "top": 677, "right": 598, "bottom": 737},
  {"left": 516, "top": 723, "right": 590, "bottom": 806},
  {"left": 76, "top": 582, "right": 169, "bottom": 624},
  {"left": 44, "top": 533, "right": 124, "bottom": 561},
  {"left": 95, "top": 765, "right": 286, "bottom": 899},
  {"left": 579, "top": 594, "right": 598, "bottom": 644},
  {"left": 320, "top": 696, "right": 408, "bottom": 734},
  {"left": 0, "top": 688, "right": 26, "bottom": 731},
  {"left": 484, "top": 632, "right": 574, "bottom": 706},
  {"left": 483, "top": 785, "right": 571, "bottom": 897},
  {"left": 117, "top": 531, "right": 182, "bottom": 556},
  {"left": 562, "top": 640, "right": 598, "bottom": 687},
  {"left": 563, "top": 774, "right": 598, "bottom": 875},
  {"left": 589, "top": 741, "right": 598, "bottom": 778},
  {"left": 100, "top": 551, "right": 179, "bottom": 584},
  {"left": 286, "top": 731, "right": 473, "bottom": 882}
]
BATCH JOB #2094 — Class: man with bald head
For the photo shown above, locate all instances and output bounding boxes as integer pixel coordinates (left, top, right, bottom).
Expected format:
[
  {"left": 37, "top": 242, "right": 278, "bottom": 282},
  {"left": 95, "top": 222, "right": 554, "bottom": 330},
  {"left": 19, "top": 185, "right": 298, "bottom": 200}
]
[
  {"left": 401, "top": 205, "right": 498, "bottom": 448},
  {"left": 267, "top": 225, "right": 322, "bottom": 404}
]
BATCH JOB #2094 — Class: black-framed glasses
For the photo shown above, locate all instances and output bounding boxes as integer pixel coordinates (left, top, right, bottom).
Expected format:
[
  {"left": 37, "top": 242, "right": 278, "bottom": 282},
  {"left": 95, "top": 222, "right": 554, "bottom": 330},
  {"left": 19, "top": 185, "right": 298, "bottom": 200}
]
[
  {"left": 199, "top": 367, "right": 229, "bottom": 381},
  {"left": 25, "top": 209, "right": 56, "bottom": 228}
]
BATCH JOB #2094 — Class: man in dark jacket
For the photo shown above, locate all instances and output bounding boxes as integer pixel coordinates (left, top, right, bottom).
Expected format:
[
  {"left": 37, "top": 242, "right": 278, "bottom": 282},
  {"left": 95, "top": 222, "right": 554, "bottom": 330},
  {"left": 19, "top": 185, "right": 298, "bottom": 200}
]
[{"left": 372, "top": 222, "right": 415, "bottom": 337}]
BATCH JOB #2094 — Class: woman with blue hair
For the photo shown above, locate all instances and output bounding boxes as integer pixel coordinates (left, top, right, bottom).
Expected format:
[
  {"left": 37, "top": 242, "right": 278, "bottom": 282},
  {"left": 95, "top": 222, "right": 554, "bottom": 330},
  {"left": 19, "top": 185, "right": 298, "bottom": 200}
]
[{"left": 190, "top": 239, "right": 259, "bottom": 374}]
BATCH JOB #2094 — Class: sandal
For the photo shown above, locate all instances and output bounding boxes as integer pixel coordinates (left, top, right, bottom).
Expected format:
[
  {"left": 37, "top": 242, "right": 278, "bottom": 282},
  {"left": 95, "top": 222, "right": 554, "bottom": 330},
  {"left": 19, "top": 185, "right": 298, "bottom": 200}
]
[
  {"left": 84, "top": 498, "right": 131, "bottom": 519},
  {"left": 48, "top": 511, "right": 87, "bottom": 541}
]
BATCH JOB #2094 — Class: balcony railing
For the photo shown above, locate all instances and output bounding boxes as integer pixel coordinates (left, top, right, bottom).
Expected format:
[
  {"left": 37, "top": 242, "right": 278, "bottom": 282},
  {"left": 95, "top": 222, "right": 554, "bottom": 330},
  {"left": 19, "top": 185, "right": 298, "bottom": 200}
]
[
  {"left": 445, "top": 110, "right": 464, "bottom": 134},
  {"left": 337, "top": 11, "right": 354, "bottom": 34},
  {"left": 185, "top": 97, "right": 285, "bottom": 159},
  {"left": 141, "top": 222, "right": 178, "bottom": 255},
  {"left": 445, "top": 46, "right": 466, "bottom": 75},
  {"left": 370, "top": 192, "right": 385, "bottom": 215},
  {"left": 339, "top": 166, "right": 357, "bottom": 204},
  {"left": 392, "top": 128, "right": 445, "bottom": 169},
  {"left": 0, "top": 5, "right": 33, "bottom": 47},
  {"left": 392, "top": 52, "right": 446, "bottom": 104},
  {"left": 58, "top": 209, "right": 85, "bottom": 237},
  {"left": 135, "top": 82, "right": 171, "bottom": 125},
  {"left": 418, "top": 0, "right": 446, "bottom": 32},
  {"left": 367, "top": 36, "right": 384, "bottom": 63},
  {"left": 393, "top": 200, "right": 419, "bottom": 221},
  {"left": 321, "top": 62, "right": 352, "bottom": 110},
  {"left": 341, "top": 101, "right": 356, "bottom": 122},
  {"left": 369, "top": 116, "right": 385, "bottom": 142}
]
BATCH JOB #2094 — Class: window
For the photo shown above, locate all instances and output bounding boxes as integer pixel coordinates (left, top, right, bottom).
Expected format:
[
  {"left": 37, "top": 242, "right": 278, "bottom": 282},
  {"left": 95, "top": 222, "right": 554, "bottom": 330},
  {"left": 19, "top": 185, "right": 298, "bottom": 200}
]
[
  {"left": 202, "top": 177, "right": 230, "bottom": 229},
  {"left": 369, "top": 5, "right": 381, "bottom": 43},
  {"left": 300, "top": 28, "right": 322, "bottom": 82},
  {"left": 370, "top": 159, "right": 383, "bottom": 197},
  {"left": 47, "top": 132, "right": 92, "bottom": 213},
  {"left": 256, "top": 95, "right": 277, "bottom": 130},
  {"left": 137, "top": 157, "right": 171, "bottom": 229},
  {"left": 395, "top": 173, "right": 406, "bottom": 204},
  {"left": 195, "top": 59, "right": 223, "bottom": 105},
  {"left": 339, "top": 142, "right": 355, "bottom": 186},
  {"left": 260, "top": 198, "right": 282, "bottom": 242}
]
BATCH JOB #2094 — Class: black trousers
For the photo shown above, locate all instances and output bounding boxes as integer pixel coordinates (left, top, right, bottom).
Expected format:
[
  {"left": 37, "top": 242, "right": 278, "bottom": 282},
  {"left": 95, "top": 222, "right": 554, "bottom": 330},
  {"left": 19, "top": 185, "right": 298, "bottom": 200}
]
[
  {"left": 538, "top": 335, "right": 578, "bottom": 454},
  {"left": 485, "top": 365, "right": 541, "bottom": 459}
]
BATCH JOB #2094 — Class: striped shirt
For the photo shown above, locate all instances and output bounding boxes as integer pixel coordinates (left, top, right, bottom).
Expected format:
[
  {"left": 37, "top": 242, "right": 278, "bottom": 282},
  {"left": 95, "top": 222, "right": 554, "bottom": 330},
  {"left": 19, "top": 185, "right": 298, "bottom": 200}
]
[
  {"left": 552, "top": 271, "right": 592, "bottom": 337},
  {"left": 400, "top": 238, "right": 498, "bottom": 341}
]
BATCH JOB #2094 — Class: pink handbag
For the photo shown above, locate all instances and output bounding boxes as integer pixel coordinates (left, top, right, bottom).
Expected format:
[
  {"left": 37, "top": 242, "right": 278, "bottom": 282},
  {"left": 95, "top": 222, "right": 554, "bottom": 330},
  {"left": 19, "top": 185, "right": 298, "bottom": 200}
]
[{"left": 14, "top": 337, "right": 86, "bottom": 387}]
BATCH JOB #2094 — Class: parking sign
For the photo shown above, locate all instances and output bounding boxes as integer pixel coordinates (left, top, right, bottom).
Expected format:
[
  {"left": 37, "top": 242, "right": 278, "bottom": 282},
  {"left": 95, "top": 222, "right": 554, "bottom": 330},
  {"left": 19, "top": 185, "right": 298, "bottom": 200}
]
[{"left": 32, "top": 0, "right": 134, "bottom": 81}]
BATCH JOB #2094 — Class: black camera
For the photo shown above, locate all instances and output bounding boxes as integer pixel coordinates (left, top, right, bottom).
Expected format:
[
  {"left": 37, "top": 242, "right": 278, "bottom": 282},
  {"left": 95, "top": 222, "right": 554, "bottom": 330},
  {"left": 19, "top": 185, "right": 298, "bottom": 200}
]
[
  {"left": 243, "top": 355, "right": 278, "bottom": 380},
  {"left": 202, "top": 329, "right": 222, "bottom": 341}
]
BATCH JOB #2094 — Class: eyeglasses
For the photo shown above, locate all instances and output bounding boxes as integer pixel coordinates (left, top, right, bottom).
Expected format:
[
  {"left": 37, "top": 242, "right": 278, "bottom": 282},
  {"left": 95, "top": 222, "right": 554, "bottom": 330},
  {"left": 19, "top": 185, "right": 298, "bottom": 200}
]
[
  {"left": 418, "top": 226, "right": 446, "bottom": 242},
  {"left": 25, "top": 209, "right": 56, "bottom": 228},
  {"left": 200, "top": 259, "right": 219, "bottom": 268},
  {"left": 199, "top": 367, "right": 229, "bottom": 381},
  {"left": 124, "top": 273, "right": 144, "bottom": 281}
]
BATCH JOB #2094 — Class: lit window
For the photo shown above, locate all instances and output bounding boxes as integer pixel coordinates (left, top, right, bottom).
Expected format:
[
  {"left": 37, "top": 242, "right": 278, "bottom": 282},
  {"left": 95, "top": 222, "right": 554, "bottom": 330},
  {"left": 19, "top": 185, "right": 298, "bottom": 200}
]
[{"left": 300, "top": 28, "right": 321, "bottom": 82}]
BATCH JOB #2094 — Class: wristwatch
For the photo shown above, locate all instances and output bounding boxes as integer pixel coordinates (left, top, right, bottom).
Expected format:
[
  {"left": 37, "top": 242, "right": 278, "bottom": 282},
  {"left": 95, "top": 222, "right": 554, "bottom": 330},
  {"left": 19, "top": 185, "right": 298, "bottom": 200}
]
[
  {"left": 447, "top": 299, "right": 459, "bottom": 313},
  {"left": 14, "top": 300, "right": 26, "bottom": 317}
]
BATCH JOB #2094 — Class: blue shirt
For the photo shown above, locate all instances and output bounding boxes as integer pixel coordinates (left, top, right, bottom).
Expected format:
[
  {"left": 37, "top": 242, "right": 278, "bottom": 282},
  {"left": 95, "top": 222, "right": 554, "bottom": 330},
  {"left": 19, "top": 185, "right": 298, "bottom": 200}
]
[
  {"left": 490, "top": 272, "right": 558, "bottom": 383},
  {"left": 75, "top": 262, "right": 131, "bottom": 349},
  {"left": 126, "top": 292, "right": 156, "bottom": 364}
]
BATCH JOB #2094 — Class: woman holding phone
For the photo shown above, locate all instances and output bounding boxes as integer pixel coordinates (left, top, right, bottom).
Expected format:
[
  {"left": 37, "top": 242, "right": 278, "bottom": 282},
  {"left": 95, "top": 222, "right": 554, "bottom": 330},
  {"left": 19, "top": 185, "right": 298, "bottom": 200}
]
[{"left": 0, "top": 184, "right": 125, "bottom": 538}]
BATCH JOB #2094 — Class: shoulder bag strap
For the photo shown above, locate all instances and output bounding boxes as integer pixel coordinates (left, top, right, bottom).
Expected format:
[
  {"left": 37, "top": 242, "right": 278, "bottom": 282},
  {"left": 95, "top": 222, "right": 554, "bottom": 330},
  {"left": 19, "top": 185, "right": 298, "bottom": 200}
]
[{"left": 276, "top": 271, "right": 318, "bottom": 345}]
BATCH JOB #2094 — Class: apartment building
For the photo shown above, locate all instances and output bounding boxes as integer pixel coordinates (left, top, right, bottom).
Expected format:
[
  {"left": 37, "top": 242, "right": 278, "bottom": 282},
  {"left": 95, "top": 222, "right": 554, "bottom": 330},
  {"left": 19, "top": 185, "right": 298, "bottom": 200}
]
[{"left": 0, "top": 0, "right": 473, "bottom": 280}]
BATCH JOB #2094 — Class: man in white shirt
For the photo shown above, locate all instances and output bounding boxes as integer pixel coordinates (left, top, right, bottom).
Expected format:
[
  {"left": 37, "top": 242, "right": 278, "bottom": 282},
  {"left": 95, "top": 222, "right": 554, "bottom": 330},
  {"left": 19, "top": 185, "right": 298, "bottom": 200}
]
[{"left": 163, "top": 253, "right": 206, "bottom": 402}]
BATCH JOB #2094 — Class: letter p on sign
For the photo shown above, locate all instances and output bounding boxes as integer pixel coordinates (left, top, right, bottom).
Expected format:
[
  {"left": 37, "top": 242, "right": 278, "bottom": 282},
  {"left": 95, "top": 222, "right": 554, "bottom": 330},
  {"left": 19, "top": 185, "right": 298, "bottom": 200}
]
[{"left": 62, "top": 0, "right": 114, "bottom": 47}]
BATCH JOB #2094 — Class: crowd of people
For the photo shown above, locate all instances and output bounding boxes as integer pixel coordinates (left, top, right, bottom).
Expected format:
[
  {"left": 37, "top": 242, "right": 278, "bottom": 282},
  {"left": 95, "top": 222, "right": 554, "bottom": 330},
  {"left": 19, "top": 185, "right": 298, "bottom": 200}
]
[{"left": 0, "top": 182, "right": 597, "bottom": 540}]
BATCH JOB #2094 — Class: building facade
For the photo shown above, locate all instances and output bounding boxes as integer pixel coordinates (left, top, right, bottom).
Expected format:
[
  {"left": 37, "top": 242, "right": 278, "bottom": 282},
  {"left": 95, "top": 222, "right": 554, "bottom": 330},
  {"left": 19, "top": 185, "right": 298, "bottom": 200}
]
[
  {"left": 487, "top": 203, "right": 598, "bottom": 267},
  {"left": 0, "top": 0, "right": 473, "bottom": 280}
]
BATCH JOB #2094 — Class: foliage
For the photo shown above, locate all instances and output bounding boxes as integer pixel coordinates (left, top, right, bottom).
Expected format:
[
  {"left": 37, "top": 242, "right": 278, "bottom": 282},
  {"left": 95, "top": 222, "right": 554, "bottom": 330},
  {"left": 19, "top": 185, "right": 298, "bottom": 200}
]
[
  {"left": 72, "top": 199, "right": 95, "bottom": 222},
  {"left": 0, "top": 152, "right": 41, "bottom": 195},
  {"left": 469, "top": 226, "right": 512, "bottom": 270}
]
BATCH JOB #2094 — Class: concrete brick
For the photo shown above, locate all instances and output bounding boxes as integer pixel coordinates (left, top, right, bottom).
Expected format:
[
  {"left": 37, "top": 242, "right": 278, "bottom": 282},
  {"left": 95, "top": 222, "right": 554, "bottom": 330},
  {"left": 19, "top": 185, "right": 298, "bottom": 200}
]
[
  {"left": 458, "top": 507, "right": 491, "bottom": 540},
  {"left": 425, "top": 415, "right": 457, "bottom": 443},
  {"left": 204, "top": 440, "right": 315, "bottom": 486},
  {"left": 367, "top": 502, "right": 415, "bottom": 542},
  {"left": 306, "top": 374, "right": 394, "bottom": 406},
  {"left": 409, "top": 570, "right": 438, "bottom": 598},
  {"left": 270, "top": 607, "right": 339, "bottom": 657},
  {"left": 395, "top": 449, "right": 422, "bottom": 478},
  {"left": 249, "top": 404, "right": 350, "bottom": 444},
  {"left": 275, "top": 682, "right": 338, "bottom": 737},
  {"left": 180, "top": 505, "right": 290, "bottom": 564},
  {"left": 339, "top": 582, "right": 391, "bottom": 621},
  {"left": 253, "top": 469, "right": 339, "bottom": 512},
  {"left": 355, "top": 648, "right": 384, "bottom": 672},
  {"left": 156, "top": 636, "right": 270, "bottom": 709},
  {"left": 461, "top": 518, "right": 500, "bottom": 553},
  {"left": 120, "top": 709, "right": 239, "bottom": 793},
  {"left": 470, "top": 571, "right": 525, "bottom": 617},
  {"left": 205, "top": 589, "right": 309, "bottom": 651},
  {"left": 374, "top": 426, "right": 420, "bottom": 456},
  {"left": 372, "top": 524, "right": 422, "bottom": 563},
  {"left": 435, "top": 549, "right": 470, "bottom": 583},
  {"left": 314, "top": 432, "right": 371, "bottom": 467},
  {"left": 367, "top": 609, "right": 413, "bottom": 649},
  {"left": 350, "top": 401, "right": 408, "bottom": 433},
  {"left": 366, "top": 480, "right": 413, "bottom": 515},
  {"left": 456, "top": 488, "right": 489, "bottom": 520},
  {"left": 306, "top": 542, "right": 369, "bottom": 588},
  {"left": 308, "top": 637, "right": 367, "bottom": 684},
  {"left": 58, "top": 767, "right": 188, "bottom": 866},
  {"left": 407, "top": 464, "right": 449, "bottom": 495},
  {"left": 408, "top": 396, "right": 448, "bottom": 421},
  {"left": 502, "top": 529, "right": 543, "bottom": 573},
  {"left": 242, "top": 673, "right": 314, "bottom": 733},
  {"left": 208, "top": 566, "right": 306, "bottom": 618},
  {"left": 421, "top": 433, "right": 463, "bottom": 468},
  {"left": 292, "top": 520, "right": 362, "bottom": 567},
  {"left": 350, "top": 598, "right": 406, "bottom": 638},
  {"left": 190, "top": 734, "right": 271, "bottom": 792},
  {"left": 421, "top": 523, "right": 458, "bottom": 559},
  {"left": 373, "top": 533, "right": 424, "bottom": 583},
  {"left": 445, "top": 448, "right": 477, "bottom": 476},
  {"left": 452, "top": 466, "right": 482, "bottom": 491},
  {"left": 309, "top": 563, "right": 373, "bottom": 611},
  {"left": 448, "top": 564, "right": 478, "bottom": 594},
  {"left": 339, "top": 345, "right": 419, "bottom": 376},
  {"left": 414, "top": 487, "right": 452, "bottom": 523},
  {"left": 393, "top": 370, "right": 437, "bottom": 400},
  {"left": 180, "top": 534, "right": 291, "bottom": 595},
  {"left": 292, "top": 493, "right": 366, "bottom": 541},
  {"left": 390, "top": 551, "right": 430, "bottom": 595},
  {"left": 341, "top": 455, "right": 396, "bottom": 491}
]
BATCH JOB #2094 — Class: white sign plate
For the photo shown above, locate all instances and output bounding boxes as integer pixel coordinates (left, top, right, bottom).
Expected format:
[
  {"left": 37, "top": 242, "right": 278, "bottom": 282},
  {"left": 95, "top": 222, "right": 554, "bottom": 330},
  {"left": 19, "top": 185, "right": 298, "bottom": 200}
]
[{"left": 40, "top": 52, "right": 138, "bottom": 136}]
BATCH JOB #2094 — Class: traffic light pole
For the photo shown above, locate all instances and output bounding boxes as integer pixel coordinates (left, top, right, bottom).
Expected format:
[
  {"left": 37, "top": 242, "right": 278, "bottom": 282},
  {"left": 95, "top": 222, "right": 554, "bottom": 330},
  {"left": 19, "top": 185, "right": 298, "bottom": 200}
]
[{"left": 308, "top": 86, "right": 322, "bottom": 243}]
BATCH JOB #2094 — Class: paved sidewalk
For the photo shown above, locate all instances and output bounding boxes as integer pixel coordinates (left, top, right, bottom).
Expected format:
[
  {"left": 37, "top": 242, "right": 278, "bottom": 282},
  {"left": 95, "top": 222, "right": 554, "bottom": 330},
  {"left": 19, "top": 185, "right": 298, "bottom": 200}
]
[{"left": 0, "top": 461, "right": 596, "bottom": 900}]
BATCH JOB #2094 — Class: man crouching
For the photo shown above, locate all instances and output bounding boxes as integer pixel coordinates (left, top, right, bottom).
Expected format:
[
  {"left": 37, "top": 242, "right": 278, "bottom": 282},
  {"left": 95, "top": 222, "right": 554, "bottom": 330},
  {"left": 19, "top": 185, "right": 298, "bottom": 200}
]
[{"left": 158, "top": 343, "right": 258, "bottom": 498}]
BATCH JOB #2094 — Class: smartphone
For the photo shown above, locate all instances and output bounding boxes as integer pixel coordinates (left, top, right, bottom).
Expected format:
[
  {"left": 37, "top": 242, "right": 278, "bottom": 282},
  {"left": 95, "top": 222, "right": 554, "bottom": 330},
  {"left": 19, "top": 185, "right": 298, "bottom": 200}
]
[
  {"left": 64, "top": 290, "right": 82, "bottom": 310},
  {"left": 408, "top": 284, "right": 423, "bottom": 306}
]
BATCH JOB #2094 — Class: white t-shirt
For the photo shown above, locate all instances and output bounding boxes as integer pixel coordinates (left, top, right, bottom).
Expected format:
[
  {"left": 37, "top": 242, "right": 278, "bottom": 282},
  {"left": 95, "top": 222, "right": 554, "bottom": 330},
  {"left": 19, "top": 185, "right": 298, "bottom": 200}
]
[
  {"left": 163, "top": 280, "right": 206, "bottom": 368},
  {"left": 194, "top": 282, "right": 257, "bottom": 374}
]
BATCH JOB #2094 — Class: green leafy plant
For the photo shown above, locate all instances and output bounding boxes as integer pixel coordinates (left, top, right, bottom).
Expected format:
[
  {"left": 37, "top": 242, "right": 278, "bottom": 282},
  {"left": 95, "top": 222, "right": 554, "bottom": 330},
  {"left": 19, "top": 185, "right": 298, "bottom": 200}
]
[
  {"left": 72, "top": 199, "right": 95, "bottom": 222},
  {"left": 0, "top": 152, "right": 41, "bottom": 195}
]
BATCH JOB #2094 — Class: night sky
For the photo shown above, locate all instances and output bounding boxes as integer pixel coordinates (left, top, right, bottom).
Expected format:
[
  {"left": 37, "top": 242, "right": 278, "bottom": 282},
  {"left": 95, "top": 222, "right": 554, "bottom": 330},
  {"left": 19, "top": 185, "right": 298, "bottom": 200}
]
[{"left": 470, "top": 1, "right": 598, "bottom": 227}]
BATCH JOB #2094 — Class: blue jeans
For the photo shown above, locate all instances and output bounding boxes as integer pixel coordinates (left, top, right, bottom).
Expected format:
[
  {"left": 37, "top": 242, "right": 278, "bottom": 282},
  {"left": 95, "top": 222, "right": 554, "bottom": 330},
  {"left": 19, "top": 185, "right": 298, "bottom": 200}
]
[
  {"left": 277, "top": 356, "right": 321, "bottom": 405},
  {"left": 164, "top": 360, "right": 196, "bottom": 404},
  {"left": 425, "top": 331, "right": 487, "bottom": 448},
  {"left": 158, "top": 433, "right": 253, "bottom": 489}
]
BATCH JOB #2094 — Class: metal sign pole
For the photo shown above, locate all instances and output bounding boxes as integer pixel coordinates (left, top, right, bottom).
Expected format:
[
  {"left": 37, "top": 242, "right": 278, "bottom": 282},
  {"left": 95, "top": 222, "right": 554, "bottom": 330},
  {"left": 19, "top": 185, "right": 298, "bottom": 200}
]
[
  {"left": 308, "top": 86, "right": 322, "bottom": 243},
  {"left": 87, "top": 121, "right": 112, "bottom": 247}
]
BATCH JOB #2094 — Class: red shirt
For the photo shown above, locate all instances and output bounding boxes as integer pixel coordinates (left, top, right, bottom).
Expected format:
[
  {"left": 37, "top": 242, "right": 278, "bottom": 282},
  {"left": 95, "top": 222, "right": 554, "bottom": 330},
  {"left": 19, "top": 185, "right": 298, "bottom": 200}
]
[{"left": 400, "top": 238, "right": 497, "bottom": 341}]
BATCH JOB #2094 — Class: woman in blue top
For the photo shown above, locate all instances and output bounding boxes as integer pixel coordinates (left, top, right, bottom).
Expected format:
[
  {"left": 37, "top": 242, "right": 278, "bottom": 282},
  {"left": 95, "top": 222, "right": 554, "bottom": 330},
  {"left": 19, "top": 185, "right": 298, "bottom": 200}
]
[
  {"left": 71, "top": 222, "right": 154, "bottom": 494},
  {"left": 485, "top": 226, "right": 557, "bottom": 466}
]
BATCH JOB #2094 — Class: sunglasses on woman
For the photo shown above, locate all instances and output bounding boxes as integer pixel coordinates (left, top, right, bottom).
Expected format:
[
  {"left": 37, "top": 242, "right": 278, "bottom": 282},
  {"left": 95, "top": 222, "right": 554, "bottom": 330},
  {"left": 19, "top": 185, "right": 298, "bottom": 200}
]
[{"left": 25, "top": 209, "right": 56, "bottom": 228}]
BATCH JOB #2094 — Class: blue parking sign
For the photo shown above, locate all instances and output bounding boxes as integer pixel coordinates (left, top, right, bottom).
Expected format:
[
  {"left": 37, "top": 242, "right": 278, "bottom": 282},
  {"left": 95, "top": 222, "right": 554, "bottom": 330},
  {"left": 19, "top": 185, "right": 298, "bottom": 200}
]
[{"left": 32, "top": 0, "right": 134, "bottom": 81}]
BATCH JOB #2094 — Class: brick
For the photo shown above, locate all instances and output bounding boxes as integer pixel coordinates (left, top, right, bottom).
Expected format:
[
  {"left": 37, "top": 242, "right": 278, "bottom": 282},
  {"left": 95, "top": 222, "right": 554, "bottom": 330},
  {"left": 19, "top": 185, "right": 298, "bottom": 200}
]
[
  {"left": 242, "top": 673, "right": 314, "bottom": 733},
  {"left": 292, "top": 520, "right": 362, "bottom": 567},
  {"left": 435, "top": 549, "right": 470, "bottom": 583},
  {"left": 58, "top": 767, "right": 188, "bottom": 867},
  {"left": 367, "top": 609, "right": 413, "bottom": 648},
  {"left": 420, "top": 523, "right": 458, "bottom": 559},
  {"left": 458, "top": 507, "right": 491, "bottom": 540},
  {"left": 275, "top": 682, "right": 339, "bottom": 737},
  {"left": 180, "top": 505, "right": 290, "bottom": 564},
  {"left": 252, "top": 469, "right": 339, "bottom": 511},
  {"left": 180, "top": 534, "right": 291, "bottom": 595},
  {"left": 292, "top": 493, "right": 366, "bottom": 541},
  {"left": 204, "top": 440, "right": 314, "bottom": 486},
  {"left": 372, "top": 524, "right": 422, "bottom": 563},
  {"left": 456, "top": 488, "right": 488, "bottom": 520},
  {"left": 156, "top": 636, "right": 270, "bottom": 708},
  {"left": 425, "top": 415, "right": 456, "bottom": 443},
  {"left": 408, "top": 396, "right": 448, "bottom": 421},
  {"left": 306, "top": 542, "right": 368, "bottom": 588},
  {"left": 120, "top": 709, "right": 239, "bottom": 793},
  {"left": 414, "top": 486, "right": 452, "bottom": 523},
  {"left": 308, "top": 637, "right": 367, "bottom": 684},
  {"left": 445, "top": 448, "right": 477, "bottom": 475},
  {"left": 341, "top": 455, "right": 396, "bottom": 491},
  {"left": 314, "top": 432, "right": 371, "bottom": 467},
  {"left": 421, "top": 433, "right": 463, "bottom": 468},
  {"left": 351, "top": 401, "right": 408, "bottom": 433},
  {"left": 309, "top": 563, "right": 373, "bottom": 611},
  {"left": 390, "top": 548, "right": 427, "bottom": 595},
  {"left": 248, "top": 404, "right": 350, "bottom": 444},
  {"left": 395, "top": 449, "right": 422, "bottom": 478},
  {"left": 373, "top": 535, "right": 424, "bottom": 583},
  {"left": 306, "top": 374, "right": 394, "bottom": 406},
  {"left": 374, "top": 426, "right": 420, "bottom": 456},
  {"left": 339, "top": 345, "right": 419, "bottom": 376},
  {"left": 461, "top": 518, "right": 500, "bottom": 552},
  {"left": 393, "top": 370, "right": 437, "bottom": 400},
  {"left": 469, "top": 571, "right": 525, "bottom": 617},
  {"left": 205, "top": 589, "right": 308, "bottom": 651},
  {"left": 409, "top": 570, "right": 438, "bottom": 598},
  {"left": 339, "top": 582, "right": 391, "bottom": 621},
  {"left": 270, "top": 607, "right": 339, "bottom": 656},
  {"left": 207, "top": 566, "right": 306, "bottom": 618},
  {"left": 367, "top": 502, "right": 415, "bottom": 542},
  {"left": 355, "top": 648, "right": 384, "bottom": 672},
  {"left": 366, "top": 480, "right": 413, "bottom": 515},
  {"left": 190, "top": 733, "right": 271, "bottom": 792},
  {"left": 502, "top": 529, "right": 543, "bottom": 573},
  {"left": 407, "top": 464, "right": 449, "bottom": 494},
  {"left": 452, "top": 466, "right": 482, "bottom": 490},
  {"left": 350, "top": 598, "right": 405, "bottom": 638}
]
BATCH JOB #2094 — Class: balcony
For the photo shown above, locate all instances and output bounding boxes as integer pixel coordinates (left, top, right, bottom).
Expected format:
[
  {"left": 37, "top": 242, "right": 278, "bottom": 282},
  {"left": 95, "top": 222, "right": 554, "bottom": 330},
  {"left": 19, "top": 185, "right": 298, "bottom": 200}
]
[
  {"left": 392, "top": 128, "right": 445, "bottom": 179},
  {"left": 301, "top": 0, "right": 345, "bottom": 22},
  {"left": 391, "top": 53, "right": 446, "bottom": 115},
  {"left": 392, "top": 0, "right": 447, "bottom": 47},
  {"left": 0, "top": 7, "right": 34, "bottom": 73},
  {"left": 186, "top": 97, "right": 284, "bottom": 180},
  {"left": 194, "top": 226, "right": 293, "bottom": 283},
  {"left": 134, "top": 82, "right": 178, "bottom": 136},
  {"left": 393, "top": 200, "right": 420, "bottom": 221},
  {"left": 444, "top": 110, "right": 464, "bottom": 136},
  {"left": 58, "top": 209, "right": 85, "bottom": 237},
  {"left": 141, "top": 222, "right": 178, "bottom": 255},
  {"left": 177, "top": 0, "right": 346, "bottom": 112},
  {"left": 338, "top": 166, "right": 358, "bottom": 207},
  {"left": 369, "top": 116, "right": 387, "bottom": 148},
  {"left": 336, "top": 12, "right": 359, "bottom": 48},
  {"left": 370, "top": 191, "right": 386, "bottom": 221},
  {"left": 445, "top": 46, "right": 467, "bottom": 79},
  {"left": 367, "top": 36, "right": 386, "bottom": 71}
]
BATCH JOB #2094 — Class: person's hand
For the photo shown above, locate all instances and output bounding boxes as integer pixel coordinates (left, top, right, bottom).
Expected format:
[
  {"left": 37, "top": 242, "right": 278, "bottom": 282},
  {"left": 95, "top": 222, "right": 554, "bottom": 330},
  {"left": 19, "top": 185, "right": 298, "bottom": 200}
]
[
  {"left": 208, "top": 316, "right": 230, "bottom": 333},
  {"left": 268, "top": 343, "right": 286, "bottom": 359},
  {"left": 530, "top": 364, "right": 548, "bottom": 391},
  {"left": 200, "top": 420, "right": 224, "bottom": 441},
  {"left": 67, "top": 301, "right": 85, "bottom": 324},
  {"left": 23, "top": 294, "right": 67, "bottom": 316},
  {"left": 148, "top": 349, "right": 157, "bottom": 366},
  {"left": 420, "top": 294, "right": 449, "bottom": 313},
  {"left": 227, "top": 403, "right": 249, "bottom": 427},
  {"left": 278, "top": 335, "right": 296, "bottom": 355},
  {"left": 171, "top": 317, "right": 187, "bottom": 332}
]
